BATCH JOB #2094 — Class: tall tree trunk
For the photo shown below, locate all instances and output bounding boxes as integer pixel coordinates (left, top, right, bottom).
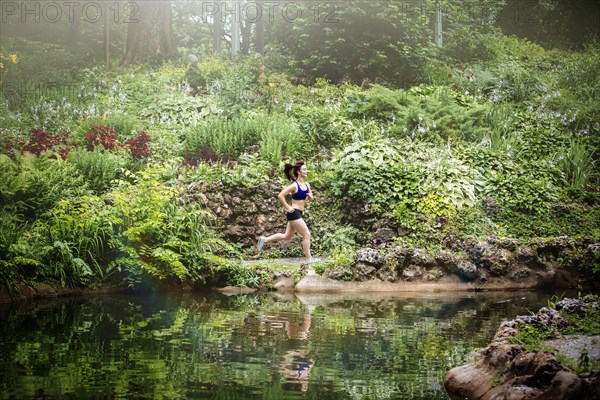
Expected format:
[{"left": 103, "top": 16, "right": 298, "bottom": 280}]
[
  {"left": 158, "top": 1, "right": 175, "bottom": 55},
  {"left": 255, "top": 0, "right": 264, "bottom": 55},
  {"left": 123, "top": 1, "right": 176, "bottom": 64},
  {"left": 66, "top": 8, "right": 81, "bottom": 53},
  {"left": 240, "top": 20, "right": 251, "bottom": 55},
  {"left": 213, "top": 9, "right": 223, "bottom": 52},
  {"left": 104, "top": 4, "right": 110, "bottom": 68},
  {"left": 231, "top": 5, "right": 241, "bottom": 55}
]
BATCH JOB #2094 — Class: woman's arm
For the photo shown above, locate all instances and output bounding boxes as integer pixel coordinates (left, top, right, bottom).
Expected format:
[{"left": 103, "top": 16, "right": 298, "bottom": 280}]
[
  {"left": 278, "top": 184, "right": 296, "bottom": 213},
  {"left": 306, "top": 183, "right": 314, "bottom": 201}
]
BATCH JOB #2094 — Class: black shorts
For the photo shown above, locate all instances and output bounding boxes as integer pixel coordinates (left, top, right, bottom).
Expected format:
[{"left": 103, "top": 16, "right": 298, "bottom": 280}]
[{"left": 286, "top": 209, "right": 303, "bottom": 221}]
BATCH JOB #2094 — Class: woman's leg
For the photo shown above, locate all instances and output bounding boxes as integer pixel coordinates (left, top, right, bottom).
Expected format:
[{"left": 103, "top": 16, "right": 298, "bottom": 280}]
[
  {"left": 264, "top": 222, "right": 295, "bottom": 243},
  {"left": 290, "top": 219, "right": 311, "bottom": 259}
]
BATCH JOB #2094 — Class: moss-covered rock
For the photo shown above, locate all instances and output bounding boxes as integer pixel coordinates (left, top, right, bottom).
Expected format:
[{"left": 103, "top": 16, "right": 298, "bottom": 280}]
[{"left": 445, "top": 296, "right": 600, "bottom": 400}]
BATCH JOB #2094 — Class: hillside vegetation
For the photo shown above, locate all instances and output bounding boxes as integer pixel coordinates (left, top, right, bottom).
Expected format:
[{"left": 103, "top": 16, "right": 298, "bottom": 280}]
[{"left": 0, "top": 35, "right": 598, "bottom": 293}]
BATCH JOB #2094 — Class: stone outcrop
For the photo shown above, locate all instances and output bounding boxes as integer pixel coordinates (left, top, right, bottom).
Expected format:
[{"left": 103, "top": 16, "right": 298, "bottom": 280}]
[
  {"left": 189, "top": 181, "right": 304, "bottom": 252},
  {"left": 320, "top": 237, "right": 598, "bottom": 288},
  {"left": 0, "top": 282, "right": 125, "bottom": 303},
  {"left": 187, "top": 181, "right": 600, "bottom": 293},
  {"left": 189, "top": 181, "right": 598, "bottom": 289},
  {"left": 444, "top": 296, "right": 600, "bottom": 400}
]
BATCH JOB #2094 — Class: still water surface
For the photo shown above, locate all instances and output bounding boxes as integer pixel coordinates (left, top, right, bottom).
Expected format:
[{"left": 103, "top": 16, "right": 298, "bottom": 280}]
[{"left": 0, "top": 290, "right": 569, "bottom": 399}]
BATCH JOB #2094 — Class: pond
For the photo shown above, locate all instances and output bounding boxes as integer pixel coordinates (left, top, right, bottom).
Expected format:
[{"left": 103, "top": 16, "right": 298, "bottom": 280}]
[{"left": 0, "top": 290, "right": 570, "bottom": 399}]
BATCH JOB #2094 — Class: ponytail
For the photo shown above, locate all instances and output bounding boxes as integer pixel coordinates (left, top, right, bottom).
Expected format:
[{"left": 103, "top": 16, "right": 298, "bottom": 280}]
[
  {"left": 284, "top": 163, "right": 295, "bottom": 181},
  {"left": 284, "top": 161, "right": 305, "bottom": 181}
]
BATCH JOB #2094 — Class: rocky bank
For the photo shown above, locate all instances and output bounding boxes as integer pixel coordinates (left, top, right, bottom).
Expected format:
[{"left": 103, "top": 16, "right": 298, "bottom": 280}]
[
  {"left": 195, "top": 181, "right": 599, "bottom": 291},
  {"left": 444, "top": 296, "right": 600, "bottom": 400},
  {"left": 3, "top": 182, "right": 598, "bottom": 302}
]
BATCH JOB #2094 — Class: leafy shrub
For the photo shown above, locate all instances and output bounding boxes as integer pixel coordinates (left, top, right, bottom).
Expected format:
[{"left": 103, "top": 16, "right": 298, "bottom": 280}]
[
  {"left": 347, "top": 85, "right": 493, "bottom": 144},
  {"left": 2, "top": 195, "right": 114, "bottom": 288},
  {"left": 28, "top": 95, "right": 103, "bottom": 133},
  {"left": 553, "top": 40, "right": 600, "bottom": 134},
  {"left": 0, "top": 209, "right": 25, "bottom": 294},
  {"left": 316, "top": 225, "right": 359, "bottom": 255},
  {"left": 0, "top": 97, "right": 31, "bottom": 154},
  {"left": 481, "top": 168, "right": 560, "bottom": 214},
  {"left": 559, "top": 139, "right": 596, "bottom": 189},
  {"left": 1, "top": 158, "right": 230, "bottom": 290},
  {"left": 346, "top": 85, "right": 408, "bottom": 121},
  {"left": 182, "top": 155, "right": 272, "bottom": 192},
  {"left": 85, "top": 125, "right": 119, "bottom": 151},
  {"left": 332, "top": 139, "right": 477, "bottom": 213},
  {"left": 185, "top": 56, "right": 264, "bottom": 118},
  {"left": 185, "top": 118, "right": 256, "bottom": 162},
  {"left": 460, "top": 135, "right": 569, "bottom": 216},
  {"left": 397, "top": 90, "right": 491, "bottom": 143},
  {"left": 256, "top": 72, "right": 295, "bottom": 114},
  {"left": 115, "top": 65, "right": 190, "bottom": 118},
  {"left": 23, "top": 128, "right": 73, "bottom": 159},
  {"left": 73, "top": 149, "right": 128, "bottom": 194},
  {"left": 331, "top": 138, "right": 482, "bottom": 245},
  {"left": 102, "top": 114, "right": 141, "bottom": 137},
  {"left": 219, "top": 154, "right": 272, "bottom": 188},
  {"left": 0, "top": 152, "right": 87, "bottom": 220},
  {"left": 295, "top": 106, "right": 341, "bottom": 156},
  {"left": 184, "top": 57, "right": 228, "bottom": 88},
  {"left": 185, "top": 114, "right": 302, "bottom": 164},
  {"left": 495, "top": 204, "right": 600, "bottom": 240},
  {"left": 109, "top": 163, "right": 226, "bottom": 286},
  {"left": 451, "top": 37, "right": 550, "bottom": 103},
  {"left": 0, "top": 209, "right": 22, "bottom": 259},
  {"left": 485, "top": 106, "right": 518, "bottom": 152},
  {"left": 331, "top": 139, "right": 419, "bottom": 209},
  {"left": 126, "top": 131, "right": 152, "bottom": 160},
  {"left": 446, "top": 66, "right": 488, "bottom": 103},
  {"left": 459, "top": 143, "right": 508, "bottom": 171},
  {"left": 444, "top": 37, "right": 549, "bottom": 104},
  {"left": 332, "top": 247, "right": 356, "bottom": 268},
  {"left": 493, "top": 60, "right": 547, "bottom": 102},
  {"left": 140, "top": 93, "right": 216, "bottom": 128},
  {"left": 256, "top": 115, "right": 304, "bottom": 164},
  {"left": 40, "top": 197, "right": 113, "bottom": 286},
  {"left": 82, "top": 125, "right": 152, "bottom": 162}
]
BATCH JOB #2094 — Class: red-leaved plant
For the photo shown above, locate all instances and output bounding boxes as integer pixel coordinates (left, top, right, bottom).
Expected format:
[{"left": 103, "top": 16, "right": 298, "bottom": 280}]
[
  {"left": 85, "top": 125, "right": 119, "bottom": 151},
  {"left": 126, "top": 131, "right": 152, "bottom": 160},
  {"left": 23, "top": 128, "right": 73, "bottom": 159},
  {"left": 20, "top": 126, "right": 152, "bottom": 161}
]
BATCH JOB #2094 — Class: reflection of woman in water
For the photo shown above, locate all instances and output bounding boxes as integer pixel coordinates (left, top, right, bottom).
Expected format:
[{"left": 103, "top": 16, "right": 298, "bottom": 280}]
[
  {"left": 278, "top": 310, "right": 315, "bottom": 392},
  {"left": 253, "top": 307, "right": 315, "bottom": 392},
  {"left": 281, "top": 348, "right": 314, "bottom": 392}
]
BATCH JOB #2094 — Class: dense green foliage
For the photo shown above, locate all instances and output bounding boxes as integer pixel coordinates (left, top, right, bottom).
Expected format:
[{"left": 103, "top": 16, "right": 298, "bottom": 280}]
[
  {"left": 1, "top": 7, "right": 599, "bottom": 293},
  {"left": 185, "top": 113, "right": 304, "bottom": 164}
]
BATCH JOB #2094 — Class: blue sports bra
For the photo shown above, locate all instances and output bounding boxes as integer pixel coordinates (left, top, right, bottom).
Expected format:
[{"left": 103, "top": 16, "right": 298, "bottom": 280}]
[{"left": 291, "top": 181, "right": 309, "bottom": 201}]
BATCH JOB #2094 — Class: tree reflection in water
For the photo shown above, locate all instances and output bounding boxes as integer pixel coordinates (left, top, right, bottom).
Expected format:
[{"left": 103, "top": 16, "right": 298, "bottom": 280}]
[{"left": 0, "top": 290, "right": 566, "bottom": 399}]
